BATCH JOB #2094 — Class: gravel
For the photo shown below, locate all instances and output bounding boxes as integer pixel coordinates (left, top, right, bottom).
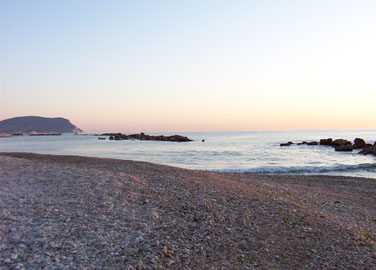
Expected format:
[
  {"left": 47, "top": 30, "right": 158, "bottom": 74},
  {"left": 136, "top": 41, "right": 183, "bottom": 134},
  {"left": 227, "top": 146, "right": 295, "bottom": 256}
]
[{"left": 0, "top": 152, "right": 375, "bottom": 269}]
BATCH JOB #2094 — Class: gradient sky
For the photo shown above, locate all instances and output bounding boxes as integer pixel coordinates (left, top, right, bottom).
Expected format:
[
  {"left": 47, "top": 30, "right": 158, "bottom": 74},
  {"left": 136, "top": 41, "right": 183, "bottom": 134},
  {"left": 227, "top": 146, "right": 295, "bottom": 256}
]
[{"left": 1, "top": 0, "right": 375, "bottom": 132}]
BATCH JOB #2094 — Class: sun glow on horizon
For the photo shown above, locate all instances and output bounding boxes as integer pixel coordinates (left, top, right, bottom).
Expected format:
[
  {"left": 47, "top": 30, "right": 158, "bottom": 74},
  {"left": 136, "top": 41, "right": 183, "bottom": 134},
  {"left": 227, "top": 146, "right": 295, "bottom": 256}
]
[{"left": 1, "top": 0, "right": 376, "bottom": 132}]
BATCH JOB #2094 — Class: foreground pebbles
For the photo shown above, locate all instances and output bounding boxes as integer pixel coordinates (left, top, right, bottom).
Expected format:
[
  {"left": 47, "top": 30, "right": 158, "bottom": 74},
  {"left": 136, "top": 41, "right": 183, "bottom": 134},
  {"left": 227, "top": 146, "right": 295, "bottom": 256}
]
[{"left": 0, "top": 152, "right": 375, "bottom": 269}]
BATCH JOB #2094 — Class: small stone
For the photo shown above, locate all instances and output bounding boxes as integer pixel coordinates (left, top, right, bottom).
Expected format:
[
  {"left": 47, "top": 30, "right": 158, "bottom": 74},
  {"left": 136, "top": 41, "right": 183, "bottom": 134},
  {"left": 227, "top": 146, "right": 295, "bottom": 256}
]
[
  {"left": 50, "top": 242, "right": 59, "bottom": 249},
  {"left": 9, "top": 235, "right": 21, "bottom": 243},
  {"left": 25, "top": 240, "right": 34, "bottom": 246},
  {"left": 14, "top": 263, "right": 25, "bottom": 270},
  {"left": 145, "top": 254, "right": 154, "bottom": 259},
  {"left": 11, "top": 253, "right": 19, "bottom": 260}
]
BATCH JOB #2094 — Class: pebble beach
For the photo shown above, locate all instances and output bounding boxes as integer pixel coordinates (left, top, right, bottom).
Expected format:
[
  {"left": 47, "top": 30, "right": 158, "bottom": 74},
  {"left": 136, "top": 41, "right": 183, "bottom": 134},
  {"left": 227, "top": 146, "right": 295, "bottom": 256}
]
[{"left": 0, "top": 152, "right": 375, "bottom": 269}]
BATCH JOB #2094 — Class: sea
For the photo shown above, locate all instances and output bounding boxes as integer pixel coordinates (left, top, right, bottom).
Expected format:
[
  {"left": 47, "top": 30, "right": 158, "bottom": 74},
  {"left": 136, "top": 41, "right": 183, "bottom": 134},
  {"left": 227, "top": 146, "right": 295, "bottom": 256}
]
[{"left": 0, "top": 130, "right": 375, "bottom": 179}]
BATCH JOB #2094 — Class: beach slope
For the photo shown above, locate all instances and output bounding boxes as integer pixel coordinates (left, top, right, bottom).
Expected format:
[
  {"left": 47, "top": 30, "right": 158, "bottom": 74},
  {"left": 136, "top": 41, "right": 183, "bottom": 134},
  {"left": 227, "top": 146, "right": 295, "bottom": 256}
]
[{"left": 0, "top": 153, "right": 375, "bottom": 269}]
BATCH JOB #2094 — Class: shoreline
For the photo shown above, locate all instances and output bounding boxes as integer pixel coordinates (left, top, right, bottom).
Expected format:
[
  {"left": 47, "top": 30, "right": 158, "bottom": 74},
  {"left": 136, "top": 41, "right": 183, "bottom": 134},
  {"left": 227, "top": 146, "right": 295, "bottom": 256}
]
[
  {"left": 1, "top": 152, "right": 375, "bottom": 269},
  {"left": 1, "top": 151, "right": 375, "bottom": 180}
]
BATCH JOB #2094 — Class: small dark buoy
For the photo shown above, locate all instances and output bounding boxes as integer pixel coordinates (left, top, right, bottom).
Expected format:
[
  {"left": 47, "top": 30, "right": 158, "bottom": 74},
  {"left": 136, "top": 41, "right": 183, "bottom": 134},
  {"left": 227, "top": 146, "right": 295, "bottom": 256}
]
[{"left": 202, "top": 139, "right": 205, "bottom": 142}]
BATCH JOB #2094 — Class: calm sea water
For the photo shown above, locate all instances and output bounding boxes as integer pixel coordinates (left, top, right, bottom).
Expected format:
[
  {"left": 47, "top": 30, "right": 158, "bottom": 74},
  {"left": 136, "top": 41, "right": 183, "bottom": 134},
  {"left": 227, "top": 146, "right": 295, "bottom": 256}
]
[{"left": 0, "top": 130, "right": 375, "bottom": 179}]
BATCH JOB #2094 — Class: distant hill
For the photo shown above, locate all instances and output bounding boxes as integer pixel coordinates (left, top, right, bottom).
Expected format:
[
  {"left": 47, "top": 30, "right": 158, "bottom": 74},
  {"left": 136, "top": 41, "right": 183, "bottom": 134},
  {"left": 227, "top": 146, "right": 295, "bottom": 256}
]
[{"left": 0, "top": 116, "right": 83, "bottom": 134}]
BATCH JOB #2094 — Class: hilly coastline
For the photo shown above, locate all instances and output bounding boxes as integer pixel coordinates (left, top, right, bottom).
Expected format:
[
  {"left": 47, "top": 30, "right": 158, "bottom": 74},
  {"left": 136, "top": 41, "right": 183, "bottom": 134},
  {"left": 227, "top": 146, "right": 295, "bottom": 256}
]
[{"left": 0, "top": 116, "right": 82, "bottom": 134}]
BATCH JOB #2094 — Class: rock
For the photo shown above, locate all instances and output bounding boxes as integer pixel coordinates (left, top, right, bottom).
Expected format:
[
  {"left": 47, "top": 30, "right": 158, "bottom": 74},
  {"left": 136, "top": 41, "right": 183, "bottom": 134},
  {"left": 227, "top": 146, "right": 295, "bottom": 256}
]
[
  {"left": 297, "top": 141, "right": 307, "bottom": 145},
  {"left": 9, "top": 234, "right": 22, "bottom": 244},
  {"left": 332, "top": 139, "right": 351, "bottom": 147},
  {"left": 319, "top": 138, "right": 333, "bottom": 146},
  {"left": 307, "top": 141, "right": 318, "bottom": 146},
  {"left": 353, "top": 138, "right": 367, "bottom": 149},
  {"left": 280, "top": 142, "right": 293, "bottom": 147},
  {"left": 335, "top": 145, "right": 353, "bottom": 152},
  {"left": 359, "top": 145, "right": 376, "bottom": 156},
  {"left": 29, "top": 133, "right": 61, "bottom": 136},
  {"left": 10, "top": 253, "right": 18, "bottom": 260},
  {"left": 103, "top": 133, "right": 192, "bottom": 142},
  {"left": 167, "top": 135, "right": 192, "bottom": 142},
  {"left": 98, "top": 137, "right": 106, "bottom": 140}
]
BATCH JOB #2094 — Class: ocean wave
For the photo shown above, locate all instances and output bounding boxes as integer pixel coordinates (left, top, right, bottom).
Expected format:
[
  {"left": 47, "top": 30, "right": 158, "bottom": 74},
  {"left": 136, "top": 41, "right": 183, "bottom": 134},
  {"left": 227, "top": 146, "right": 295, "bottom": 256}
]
[{"left": 216, "top": 163, "right": 376, "bottom": 175}]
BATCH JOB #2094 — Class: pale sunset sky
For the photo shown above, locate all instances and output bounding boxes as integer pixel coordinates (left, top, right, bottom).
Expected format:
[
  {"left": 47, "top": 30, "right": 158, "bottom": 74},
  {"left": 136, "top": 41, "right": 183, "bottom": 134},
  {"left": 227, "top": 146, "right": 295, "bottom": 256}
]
[{"left": 1, "top": 0, "right": 375, "bottom": 132}]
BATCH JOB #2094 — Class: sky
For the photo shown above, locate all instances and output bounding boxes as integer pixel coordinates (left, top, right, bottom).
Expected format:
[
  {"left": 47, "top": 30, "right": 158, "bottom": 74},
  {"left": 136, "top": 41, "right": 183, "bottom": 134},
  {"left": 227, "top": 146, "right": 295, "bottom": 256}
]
[{"left": 1, "top": 0, "right": 376, "bottom": 132}]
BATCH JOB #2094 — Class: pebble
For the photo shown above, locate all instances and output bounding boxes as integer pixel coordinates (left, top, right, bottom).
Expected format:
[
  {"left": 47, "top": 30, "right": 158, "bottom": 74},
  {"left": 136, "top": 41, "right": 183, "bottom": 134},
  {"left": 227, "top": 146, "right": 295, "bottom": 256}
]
[{"left": 11, "top": 253, "right": 19, "bottom": 260}]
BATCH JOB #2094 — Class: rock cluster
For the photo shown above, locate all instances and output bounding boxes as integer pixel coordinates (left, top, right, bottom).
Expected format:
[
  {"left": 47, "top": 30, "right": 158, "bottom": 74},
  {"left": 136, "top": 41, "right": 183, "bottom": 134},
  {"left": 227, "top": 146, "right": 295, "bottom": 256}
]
[
  {"left": 103, "top": 132, "right": 192, "bottom": 142},
  {"left": 280, "top": 141, "right": 318, "bottom": 146},
  {"left": 29, "top": 133, "right": 61, "bottom": 136},
  {"left": 359, "top": 144, "right": 376, "bottom": 156},
  {"left": 281, "top": 137, "right": 376, "bottom": 156}
]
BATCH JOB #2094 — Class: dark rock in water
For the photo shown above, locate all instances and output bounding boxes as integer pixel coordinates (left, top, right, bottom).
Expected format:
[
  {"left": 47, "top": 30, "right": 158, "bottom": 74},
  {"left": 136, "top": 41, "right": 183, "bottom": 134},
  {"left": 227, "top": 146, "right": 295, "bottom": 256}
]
[
  {"left": 353, "top": 138, "right": 367, "bottom": 149},
  {"left": 320, "top": 138, "right": 333, "bottom": 146},
  {"left": 280, "top": 142, "right": 293, "bottom": 147},
  {"left": 335, "top": 145, "right": 353, "bottom": 152},
  {"left": 102, "top": 132, "right": 192, "bottom": 142},
  {"left": 102, "top": 132, "right": 121, "bottom": 136},
  {"left": 307, "top": 141, "right": 318, "bottom": 146},
  {"left": 283, "top": 136, "right": 374, "bottom": 155},
  {"left": 98, "top": 137, "right": 106, "bottom": 140},
  {"left": 332, "top": 139, "right": 351, "bottom": 147},
  {"left": 297, "top": 141, "right": 308, "bottom": 145},
  {"left": 202, "top": 139, "right": 205, "bottom": 142},
  {"left": 29, "top": 133, "right": 61, "bottom": 136},
  {"left": 359, "top": 145, "right": 376, "bottom": 156}
]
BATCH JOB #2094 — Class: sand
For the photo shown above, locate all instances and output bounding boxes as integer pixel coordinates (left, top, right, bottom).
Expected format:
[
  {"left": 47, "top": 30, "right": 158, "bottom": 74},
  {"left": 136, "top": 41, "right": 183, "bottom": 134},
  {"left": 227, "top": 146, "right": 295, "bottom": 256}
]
[{"left": 0, "top": 152, "right": 375, "bottom": 269}]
